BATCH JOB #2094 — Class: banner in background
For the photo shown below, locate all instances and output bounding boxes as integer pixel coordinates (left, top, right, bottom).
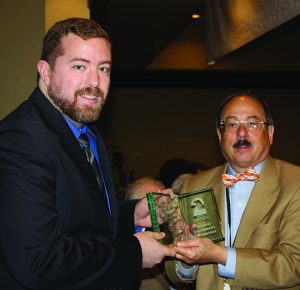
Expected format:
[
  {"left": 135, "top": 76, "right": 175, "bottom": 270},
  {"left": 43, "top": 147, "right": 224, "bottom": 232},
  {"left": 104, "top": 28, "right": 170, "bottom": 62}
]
[{"left": 205, "top": 0, "right": 300, "bottom": 63}]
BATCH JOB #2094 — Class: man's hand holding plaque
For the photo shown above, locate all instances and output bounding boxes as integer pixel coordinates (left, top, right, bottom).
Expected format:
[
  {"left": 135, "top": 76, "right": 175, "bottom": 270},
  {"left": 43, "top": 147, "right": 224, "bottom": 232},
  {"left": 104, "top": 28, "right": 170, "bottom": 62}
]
[{"left": 147, "top": 188, "right": 224, "bottom": 245}]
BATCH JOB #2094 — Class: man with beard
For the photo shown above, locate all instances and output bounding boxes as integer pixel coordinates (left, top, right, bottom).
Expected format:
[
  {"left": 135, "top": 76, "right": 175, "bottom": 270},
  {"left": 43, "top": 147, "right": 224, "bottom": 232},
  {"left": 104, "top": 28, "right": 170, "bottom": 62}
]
[
  {"left": 0, "top": 18, "right": 175, "bottom": 290},
  {"left": 165, "top": 93, "right": 300, "bottom": 290}
]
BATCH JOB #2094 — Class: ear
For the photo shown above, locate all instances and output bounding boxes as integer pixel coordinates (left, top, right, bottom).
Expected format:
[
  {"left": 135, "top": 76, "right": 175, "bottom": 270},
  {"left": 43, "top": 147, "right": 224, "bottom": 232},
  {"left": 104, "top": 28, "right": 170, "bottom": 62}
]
[
  {"left": 268, "top": 125, "right": 275, "bottom": 145},
  {"left": 37, "top": 60, "right": 51, "bottom": 85}
]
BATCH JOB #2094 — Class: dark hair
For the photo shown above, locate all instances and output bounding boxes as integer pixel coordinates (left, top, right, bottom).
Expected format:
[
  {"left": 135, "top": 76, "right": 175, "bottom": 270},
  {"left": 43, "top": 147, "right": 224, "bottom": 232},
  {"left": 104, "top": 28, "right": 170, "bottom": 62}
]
[
  {"left": 40, "top": 18, "right": 110, "bottom": 68},
  {"left": 157, "top": 158, "right": 190, "bottom": 188},
  {"left": 215, "top": 92, "right": 274, "bottom": 129},
  {"left": 184, "top": 162, "right": 207, "bottom": 173}
]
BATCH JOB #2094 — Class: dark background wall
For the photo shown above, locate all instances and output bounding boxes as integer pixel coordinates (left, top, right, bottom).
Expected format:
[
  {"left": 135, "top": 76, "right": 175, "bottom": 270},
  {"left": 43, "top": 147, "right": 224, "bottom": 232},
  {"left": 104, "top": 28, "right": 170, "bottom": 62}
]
[
  {"left": 95, "top": 11, "right": 300, "bottom": 179},
  {"left": 99, "top": 86, "right": 300, "bottom": 178},
  {"left": 1, "top": 1, "right": 300, "bottom": 181}
]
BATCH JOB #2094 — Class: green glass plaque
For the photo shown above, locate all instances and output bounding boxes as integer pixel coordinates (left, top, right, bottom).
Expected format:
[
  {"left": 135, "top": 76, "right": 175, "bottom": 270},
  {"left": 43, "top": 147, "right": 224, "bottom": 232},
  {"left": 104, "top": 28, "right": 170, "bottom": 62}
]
[{"left": 147, "top": 188, "right": 224, "bottom": 244}]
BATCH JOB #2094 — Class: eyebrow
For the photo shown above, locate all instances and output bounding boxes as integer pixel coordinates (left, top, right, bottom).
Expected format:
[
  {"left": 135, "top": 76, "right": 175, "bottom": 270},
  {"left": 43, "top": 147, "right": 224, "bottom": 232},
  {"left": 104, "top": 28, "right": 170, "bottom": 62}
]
[
  {"left": 68, "top": 58, "right": 112, "bottom": 65},
  {"left": 224, "top": 115, "right": 260, "bottom": 120}
]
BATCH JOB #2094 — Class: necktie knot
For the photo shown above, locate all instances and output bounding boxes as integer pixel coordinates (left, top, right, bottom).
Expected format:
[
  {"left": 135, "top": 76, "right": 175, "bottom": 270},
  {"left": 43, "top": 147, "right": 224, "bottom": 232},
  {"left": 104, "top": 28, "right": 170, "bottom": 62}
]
[
  {"left": 222, "top": 166, "right": 260, "bottom": 188},
  {"left": 78, "top": 133, "right": 89, "bottom": 148}
]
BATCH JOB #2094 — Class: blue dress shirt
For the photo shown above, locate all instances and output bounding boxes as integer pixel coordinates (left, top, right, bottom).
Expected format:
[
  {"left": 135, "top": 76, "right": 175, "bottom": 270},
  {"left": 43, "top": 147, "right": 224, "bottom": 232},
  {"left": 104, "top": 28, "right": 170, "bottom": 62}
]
[
  {"left": 218, "top": 161, "right": 264, "bottom": 278},
  {"left": 64, "top": 117, "right": 112, "bottom": 215}
]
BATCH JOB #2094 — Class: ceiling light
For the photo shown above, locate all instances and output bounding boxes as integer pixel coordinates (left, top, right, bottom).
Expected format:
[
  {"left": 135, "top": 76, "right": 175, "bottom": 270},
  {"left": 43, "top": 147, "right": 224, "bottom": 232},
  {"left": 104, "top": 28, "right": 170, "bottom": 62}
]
[{"left": 192, "top": 14, "right": 200, "bottom": 19}]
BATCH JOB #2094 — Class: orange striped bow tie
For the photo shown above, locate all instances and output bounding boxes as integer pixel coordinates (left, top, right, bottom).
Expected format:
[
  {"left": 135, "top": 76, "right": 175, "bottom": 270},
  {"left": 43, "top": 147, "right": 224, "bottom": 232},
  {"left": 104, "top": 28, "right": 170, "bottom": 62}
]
[{"left": 222, "top": 166, "right": 260, "bottom": 188}]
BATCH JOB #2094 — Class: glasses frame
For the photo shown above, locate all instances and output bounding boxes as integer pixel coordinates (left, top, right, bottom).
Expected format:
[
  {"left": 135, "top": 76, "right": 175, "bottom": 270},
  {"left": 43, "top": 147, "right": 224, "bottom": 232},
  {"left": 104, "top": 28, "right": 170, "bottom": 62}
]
[{"left": 219, "top": 118, "right": 269, "bottom": 133}]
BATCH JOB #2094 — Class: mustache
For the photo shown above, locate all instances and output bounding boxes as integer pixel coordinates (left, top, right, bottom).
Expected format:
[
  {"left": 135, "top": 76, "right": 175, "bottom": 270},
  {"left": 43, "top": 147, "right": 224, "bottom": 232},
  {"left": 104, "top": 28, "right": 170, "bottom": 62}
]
[
  {"left": 75, "top": 87, "right": 104, "bottom": 98},
  {"left": 233, "top": 139, "right": 252, "bottom": 148}
]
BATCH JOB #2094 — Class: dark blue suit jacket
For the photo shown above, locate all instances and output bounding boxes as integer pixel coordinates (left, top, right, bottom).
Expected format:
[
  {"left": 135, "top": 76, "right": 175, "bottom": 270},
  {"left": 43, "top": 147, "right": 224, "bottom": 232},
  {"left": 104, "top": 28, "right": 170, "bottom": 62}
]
[{"left": 0, "top": 88, "right": 142, "bottom": 289}]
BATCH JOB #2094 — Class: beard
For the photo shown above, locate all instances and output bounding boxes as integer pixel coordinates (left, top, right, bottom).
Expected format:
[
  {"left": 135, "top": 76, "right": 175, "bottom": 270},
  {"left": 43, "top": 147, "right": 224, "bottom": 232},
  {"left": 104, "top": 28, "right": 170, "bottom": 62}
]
[{"left": 47, "top": 80, "right": 107, "bottom": 124}]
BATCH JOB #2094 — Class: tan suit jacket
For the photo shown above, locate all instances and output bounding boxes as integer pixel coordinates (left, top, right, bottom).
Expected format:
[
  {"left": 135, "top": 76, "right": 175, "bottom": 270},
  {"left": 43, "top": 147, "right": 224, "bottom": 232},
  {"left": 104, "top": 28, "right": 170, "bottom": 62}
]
[
  {"left": 136, "top": 267, "right": 170, "bottom": 290},
  {"left": 166, "top": 156, "right": 300, "bottom": 290}
]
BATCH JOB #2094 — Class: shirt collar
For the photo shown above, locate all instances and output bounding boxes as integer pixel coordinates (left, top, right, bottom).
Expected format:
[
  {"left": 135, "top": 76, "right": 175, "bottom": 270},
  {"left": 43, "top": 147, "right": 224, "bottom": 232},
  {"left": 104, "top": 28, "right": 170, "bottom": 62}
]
[
  {"left": 63, "top": 116, "right": 96, "bottom": 139},
  {"left": 227, "top": 160, "right": 264, "bottom": 175}
]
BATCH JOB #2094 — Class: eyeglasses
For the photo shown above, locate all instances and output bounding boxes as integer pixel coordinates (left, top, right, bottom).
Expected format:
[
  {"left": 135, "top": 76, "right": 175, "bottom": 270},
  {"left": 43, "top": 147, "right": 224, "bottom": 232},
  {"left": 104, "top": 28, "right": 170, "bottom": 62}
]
[{"left": 219, "top": 117, "right": 269, "bottom": 133}]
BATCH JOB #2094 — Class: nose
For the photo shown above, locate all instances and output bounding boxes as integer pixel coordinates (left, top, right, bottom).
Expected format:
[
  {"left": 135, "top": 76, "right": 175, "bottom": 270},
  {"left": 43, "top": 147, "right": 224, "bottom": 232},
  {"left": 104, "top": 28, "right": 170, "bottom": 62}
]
[
  {"left": 236, "top": 123, "right": 249, "bottom": 138},
  {"left": 87, "top": 69, "right": 100, "bottom": 88}
]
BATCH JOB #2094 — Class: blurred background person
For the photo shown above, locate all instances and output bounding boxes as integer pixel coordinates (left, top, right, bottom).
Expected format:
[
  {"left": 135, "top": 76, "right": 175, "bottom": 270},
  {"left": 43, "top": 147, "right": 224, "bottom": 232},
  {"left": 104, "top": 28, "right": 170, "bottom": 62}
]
[
  {"left": 111, "top": 151, "right": 129, "bottom": 200},
  {"left": 157, "top": 158, "right": 190, "bottom": 188},
  {"left": 125, "top": 176, "right": 165, "bottom": 200},
  {"left": 171, "top": 173, "right": 194, "bottom": 195},
  {"left": 157, "top": 158, "right": 208, "bottom": 189},
  {"left": 184, "top": 162, "right": 208, "bottom": 175}
]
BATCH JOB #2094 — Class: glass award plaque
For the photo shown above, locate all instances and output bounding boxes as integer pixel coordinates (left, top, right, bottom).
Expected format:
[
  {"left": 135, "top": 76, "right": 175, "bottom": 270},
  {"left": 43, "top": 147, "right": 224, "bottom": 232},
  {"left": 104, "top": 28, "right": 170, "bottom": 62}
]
[{"left": 147, "top": 188, "right": 224, "bottom": 244}]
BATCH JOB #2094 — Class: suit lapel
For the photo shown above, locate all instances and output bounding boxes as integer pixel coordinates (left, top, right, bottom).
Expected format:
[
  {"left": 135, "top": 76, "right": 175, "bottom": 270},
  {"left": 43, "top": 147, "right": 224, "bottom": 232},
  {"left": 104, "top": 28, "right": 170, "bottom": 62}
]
[
  {"left": 209, "top": 164, "right": 227, "bottom": 246},
  {"left": 90, "top": 124, "right": 118, "bottom": 230},
  {"left": 30, "top": 88, "right": 117, "bottom": 232},
  {"left": 234, "top": 157, "right": 279, "bottom": 247},
  {"left": 31, "top": 88, "right": 100, "bottom": 190}
]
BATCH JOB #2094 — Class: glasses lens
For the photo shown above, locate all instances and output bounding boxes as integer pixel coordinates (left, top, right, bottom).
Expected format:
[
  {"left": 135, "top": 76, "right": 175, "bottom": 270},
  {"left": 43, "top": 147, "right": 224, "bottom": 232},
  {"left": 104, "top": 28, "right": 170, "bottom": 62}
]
[
  {"left": 246, "top": 119, "right": 259, "bottom": 129},
  {"left": 226, "top": 120, "right": 238, "bottom": 131},
  {"left": 221, "top": 118, "right": 264, "bottom": 132}
]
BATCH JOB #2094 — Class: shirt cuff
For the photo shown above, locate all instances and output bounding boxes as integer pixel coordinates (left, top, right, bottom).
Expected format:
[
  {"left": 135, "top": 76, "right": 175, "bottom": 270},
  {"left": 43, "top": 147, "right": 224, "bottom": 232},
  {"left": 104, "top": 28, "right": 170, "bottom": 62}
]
[
  {"left": 175, "top": 261, "right": 199, "bottom": 282},
  {"left": 218, "top": 247, "right": 236, "bottom": 279},
  {"left": 135, "top": 226, "right": 145, "bottom": 233}
]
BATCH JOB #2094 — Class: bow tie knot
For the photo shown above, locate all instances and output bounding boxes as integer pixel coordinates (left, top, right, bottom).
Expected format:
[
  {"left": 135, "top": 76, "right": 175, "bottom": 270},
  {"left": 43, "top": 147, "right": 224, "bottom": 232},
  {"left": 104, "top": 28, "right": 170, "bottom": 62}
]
[{"left": 222, "top": 167, "right": 260, "bottom": 188}]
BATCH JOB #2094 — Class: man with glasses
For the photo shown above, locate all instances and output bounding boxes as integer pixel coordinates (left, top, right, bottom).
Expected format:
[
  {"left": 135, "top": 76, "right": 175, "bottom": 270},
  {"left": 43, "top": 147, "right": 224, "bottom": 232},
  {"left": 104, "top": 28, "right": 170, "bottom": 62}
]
[{"left": 166, "top": 93, "right": 300, "bottom": 290}]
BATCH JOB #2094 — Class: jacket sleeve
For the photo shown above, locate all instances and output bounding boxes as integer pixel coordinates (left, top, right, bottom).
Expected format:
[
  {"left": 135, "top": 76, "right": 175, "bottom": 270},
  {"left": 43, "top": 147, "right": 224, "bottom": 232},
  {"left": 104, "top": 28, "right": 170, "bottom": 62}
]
[{"left": 117, "top": 199, "right": 138, "bottom": 236}]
